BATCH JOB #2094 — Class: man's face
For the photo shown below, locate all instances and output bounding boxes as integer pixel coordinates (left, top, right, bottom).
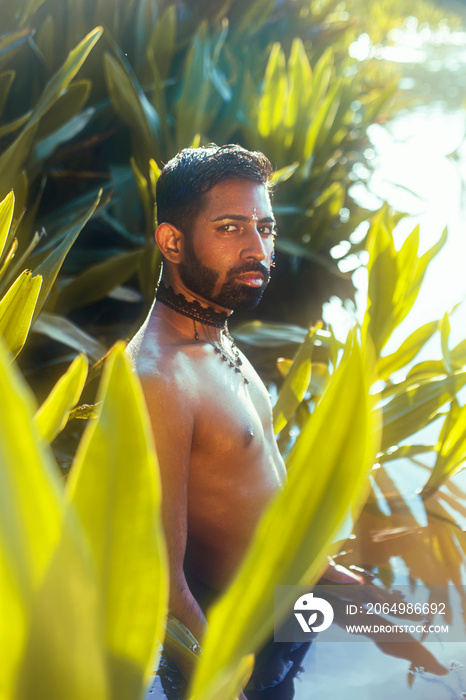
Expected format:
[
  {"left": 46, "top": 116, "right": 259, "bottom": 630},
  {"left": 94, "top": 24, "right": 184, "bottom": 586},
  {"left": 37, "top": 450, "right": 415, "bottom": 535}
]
[{"left": 177, "top": 179, "right": 276, "bottom": 311}]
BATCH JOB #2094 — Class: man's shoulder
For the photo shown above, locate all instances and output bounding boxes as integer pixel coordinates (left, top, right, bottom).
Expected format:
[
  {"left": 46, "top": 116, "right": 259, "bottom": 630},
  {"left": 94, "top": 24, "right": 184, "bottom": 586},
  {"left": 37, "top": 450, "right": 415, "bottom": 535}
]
[{"left": 126, "top": 319, "right": 194, "bottom": 392}]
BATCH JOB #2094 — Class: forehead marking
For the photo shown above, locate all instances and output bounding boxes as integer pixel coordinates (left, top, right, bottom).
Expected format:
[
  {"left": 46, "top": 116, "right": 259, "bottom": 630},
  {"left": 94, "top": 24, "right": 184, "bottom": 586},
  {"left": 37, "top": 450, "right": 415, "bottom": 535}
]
[{"left": 251, "top": 208, "right": 258, "bottom": 221}]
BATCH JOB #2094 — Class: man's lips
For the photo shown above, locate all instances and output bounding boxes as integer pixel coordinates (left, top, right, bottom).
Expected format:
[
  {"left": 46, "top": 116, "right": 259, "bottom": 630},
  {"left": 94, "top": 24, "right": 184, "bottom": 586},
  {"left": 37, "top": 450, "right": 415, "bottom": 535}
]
[{"left": 237, "top": 272, "right": 266, "bottom": 287}]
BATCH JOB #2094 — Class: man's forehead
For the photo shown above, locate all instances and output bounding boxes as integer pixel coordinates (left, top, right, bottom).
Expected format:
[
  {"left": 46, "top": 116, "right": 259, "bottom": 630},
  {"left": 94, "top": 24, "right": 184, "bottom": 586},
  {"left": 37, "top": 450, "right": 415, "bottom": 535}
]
[{"left": 201, "top": 179, "right": 273, "bottom": 217}]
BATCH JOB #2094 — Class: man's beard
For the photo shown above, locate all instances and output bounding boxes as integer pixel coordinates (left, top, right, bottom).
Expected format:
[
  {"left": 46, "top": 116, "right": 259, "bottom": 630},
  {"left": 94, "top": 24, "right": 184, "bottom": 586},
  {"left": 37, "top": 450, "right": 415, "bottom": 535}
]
[{"left": 178, "top": 239, "right": 270, "bottom": 311}]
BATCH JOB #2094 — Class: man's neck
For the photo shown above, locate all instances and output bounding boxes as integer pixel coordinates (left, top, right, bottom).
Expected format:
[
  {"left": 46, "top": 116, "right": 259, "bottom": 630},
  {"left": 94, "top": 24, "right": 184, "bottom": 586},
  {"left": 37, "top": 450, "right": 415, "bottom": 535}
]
[
  {"left": 161, "top": 276, "right": 232, "bottom": 315},
  {"left": 154, "top": 279, "right": 232, "bottom": 342}
]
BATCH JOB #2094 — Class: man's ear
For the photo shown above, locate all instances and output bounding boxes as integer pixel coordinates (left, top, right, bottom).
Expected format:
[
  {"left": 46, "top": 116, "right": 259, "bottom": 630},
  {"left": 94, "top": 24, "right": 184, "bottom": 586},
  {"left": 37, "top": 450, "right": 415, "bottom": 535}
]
[{"left": 155, "top": 223, "right": 184, "bottom": 264}]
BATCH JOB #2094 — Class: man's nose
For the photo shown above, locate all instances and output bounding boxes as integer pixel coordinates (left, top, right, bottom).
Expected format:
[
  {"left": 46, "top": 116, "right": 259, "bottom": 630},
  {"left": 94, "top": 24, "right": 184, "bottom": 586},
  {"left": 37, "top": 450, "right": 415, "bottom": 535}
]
[{"left": 241, "top": 227, "right": 268, "bottom": 261}]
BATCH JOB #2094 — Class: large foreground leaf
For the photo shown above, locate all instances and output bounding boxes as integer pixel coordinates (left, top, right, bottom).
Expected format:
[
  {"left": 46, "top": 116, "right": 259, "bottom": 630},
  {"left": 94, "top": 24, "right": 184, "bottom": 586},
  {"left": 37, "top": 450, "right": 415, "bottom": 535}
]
[
  {"left": 0, "top": 339, "right": 60, "bottom": 697},
  {"left": 0, "top": 340, "right": 106, "bottom": 700},
  {"left": 190, "top": 334, "right": 379, "bottom": 699},
  {"left": 66, "top": 343, "right": 168, "bottom": 700}
]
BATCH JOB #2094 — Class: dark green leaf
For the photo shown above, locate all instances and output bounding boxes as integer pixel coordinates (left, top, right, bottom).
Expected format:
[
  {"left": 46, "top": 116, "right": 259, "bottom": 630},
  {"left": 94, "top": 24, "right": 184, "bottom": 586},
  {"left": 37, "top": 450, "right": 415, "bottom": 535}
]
[
  {"left": 56, "top": 248, "right": 143, "bottom": 313},
  {"left": 32, "top": 192, "right": 101, "bottom": 319}
]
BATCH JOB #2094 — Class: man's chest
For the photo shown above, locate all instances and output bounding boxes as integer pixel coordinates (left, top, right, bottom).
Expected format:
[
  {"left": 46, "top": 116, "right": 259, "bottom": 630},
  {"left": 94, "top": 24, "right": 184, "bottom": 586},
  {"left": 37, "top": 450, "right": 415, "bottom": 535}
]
[{"left": 189, "top": 350, "right": 274, "bottom": 457}]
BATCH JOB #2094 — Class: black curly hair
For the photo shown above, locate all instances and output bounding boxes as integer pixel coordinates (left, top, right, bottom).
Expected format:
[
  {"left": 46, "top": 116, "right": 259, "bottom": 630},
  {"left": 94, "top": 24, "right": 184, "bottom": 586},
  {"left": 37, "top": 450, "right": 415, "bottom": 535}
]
[{"left": 156, "top": 143, "right": 274, "bottom": 233}]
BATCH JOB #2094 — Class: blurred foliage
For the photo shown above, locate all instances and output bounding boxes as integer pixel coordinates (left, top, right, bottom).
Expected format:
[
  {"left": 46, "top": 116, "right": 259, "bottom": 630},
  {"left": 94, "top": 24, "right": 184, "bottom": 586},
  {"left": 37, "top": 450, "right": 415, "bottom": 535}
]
[
  {"left": 232, "top": 211, "right": 466, "bottom": 687},
  {"left": 0, "top": 0, "right": 460, "bottom": 402},
  {"left": 0, "top": 324, "right": 378, "bottom": 700},
  {"left": 190, "top": 329, "right": 379, "bottom": 699},
  {"left": 242, "top": 208, "right": 464, "bottom": 501},
  {"left": 0, "top": 1, "right": 465, "bottom": 695},
  {"left": 0, "top": 339, "right": 168, "bottom": 699},
  {"left": 345, "top": 0, "right": 461, "bottom": 44},
  {"left": 2, "top": 185, "right": 466, "bottom": 697}
]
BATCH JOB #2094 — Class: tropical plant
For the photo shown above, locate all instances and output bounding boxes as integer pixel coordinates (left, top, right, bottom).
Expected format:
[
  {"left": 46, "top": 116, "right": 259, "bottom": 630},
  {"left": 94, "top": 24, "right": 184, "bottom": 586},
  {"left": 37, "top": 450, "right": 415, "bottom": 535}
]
[
  {"left": 1, "top": 1, "right": 464, "bottom": 697},
  {"left": 2, "top": 196, "right": 465, "bottom": 698},
  {"left": 0, "top": 191, "right": 42, "bottom": 358},
  {"left": 189, "top": 330, "right": 378, "bottom": 699},
  {"left": 0, "top": 328, "right": 378, "bottom": 700},
  {"left": 0, "top": 0, "right": 459, "bottom": 397},
  {"left": 238, "top": 207, "right": 463, "bottom": 502},
  {"left": 0, "top": 339, "right": 168, "bottom": 700}
]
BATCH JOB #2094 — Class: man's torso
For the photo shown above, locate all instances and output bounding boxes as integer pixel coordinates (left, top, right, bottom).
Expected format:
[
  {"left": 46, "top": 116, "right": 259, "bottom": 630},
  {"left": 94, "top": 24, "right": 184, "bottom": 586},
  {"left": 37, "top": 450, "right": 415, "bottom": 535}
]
[{"left": 127, "top": 310, "right": 286, "bottom": 590}]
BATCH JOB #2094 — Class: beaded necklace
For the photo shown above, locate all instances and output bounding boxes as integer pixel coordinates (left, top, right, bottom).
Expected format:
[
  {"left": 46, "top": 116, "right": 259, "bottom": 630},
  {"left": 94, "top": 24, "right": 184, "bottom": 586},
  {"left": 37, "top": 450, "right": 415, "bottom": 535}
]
[{"left": 155, "top": 281, "right": 249, "bottom": 384}]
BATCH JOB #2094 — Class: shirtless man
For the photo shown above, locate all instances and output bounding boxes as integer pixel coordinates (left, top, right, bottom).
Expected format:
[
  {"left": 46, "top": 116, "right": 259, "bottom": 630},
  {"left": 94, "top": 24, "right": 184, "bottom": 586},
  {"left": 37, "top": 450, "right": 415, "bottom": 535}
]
[
  {"left": 127, "top": 144, "right": 356, "bottom": 696},
  {"left": 126, "top": 145, "right": 285, "bottom": 693}
]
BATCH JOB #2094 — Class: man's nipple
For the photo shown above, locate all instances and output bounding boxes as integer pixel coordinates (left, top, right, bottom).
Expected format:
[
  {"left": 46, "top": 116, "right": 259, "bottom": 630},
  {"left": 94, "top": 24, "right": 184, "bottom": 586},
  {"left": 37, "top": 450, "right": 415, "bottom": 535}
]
[{"left": 244, "top": 426, "right": 255, "bottom": 446}]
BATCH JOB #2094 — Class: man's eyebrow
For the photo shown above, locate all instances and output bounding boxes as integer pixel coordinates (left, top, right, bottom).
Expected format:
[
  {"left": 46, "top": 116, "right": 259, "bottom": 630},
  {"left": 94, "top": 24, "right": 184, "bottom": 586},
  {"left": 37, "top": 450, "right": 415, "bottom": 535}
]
[{"left": 211, "top": 214, "right": 276, "bottom": 223}]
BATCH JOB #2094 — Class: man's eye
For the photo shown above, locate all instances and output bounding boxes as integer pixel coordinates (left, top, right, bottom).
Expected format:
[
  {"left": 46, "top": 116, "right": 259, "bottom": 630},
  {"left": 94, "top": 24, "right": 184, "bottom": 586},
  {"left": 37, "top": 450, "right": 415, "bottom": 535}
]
[
  {"left": 259, "top": 225, "right": 277, "bottom": 237},
  {"left": 220, "top": 224, "right": 239, "bottom": 233}
]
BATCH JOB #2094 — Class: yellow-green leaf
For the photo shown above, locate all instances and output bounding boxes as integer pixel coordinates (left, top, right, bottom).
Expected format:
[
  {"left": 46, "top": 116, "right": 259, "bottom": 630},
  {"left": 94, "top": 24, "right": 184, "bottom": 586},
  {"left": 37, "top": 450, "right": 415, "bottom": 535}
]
[
  {"left": 174, "top": 23, "right": 216, "bottom": 148},
  {"left": 66, "top": 343, "right": 168, "bottom": 700},
  {"left": 0, "top": 125, "right": 38, "bottom": 201},
  {"left": 258, "top": 43, "right": 287, "bottom": 138},
  {"left": 377, "top": 320, "right": 438, "bottom": 379},
  {"left": 363, "top": 211, "right": 398, "bottom": 355},
  {"left": 270, "top": 162, "right": 299, "bottom": 186},
  {"left": 422, "top": 399, "right": 466, "bottom": 497},
  {"left": 286, "top": 38, "right": 312, "bottom": 130},
  {"left": 190, "top": 334, "right": 379, "bottom": 697},
  {"left": 304, "top": 79, "right": 341, "bottom": 163},
  {"left": 0, "top": 270, "right": 42, "bottom": 358},
  {"left": 164, "top": 615, "right": 202, "bottom": 667},
  {"left": 273, "top": 326, "right": 319, "bottom": 434},
  {"left": 14, "top": 524, "right": 108, "bottom": 700},
  {"left": 35, "top": 354, "right": 89, "bottom": 444},
  {"left": 393, "top": 224, "right": 420, "bottom": 310},
  {"left": 381, "top": 371, "right": 466, "bottom": 451},
  {"left": 440, "top": 312, "right": 452, "bottom": 374},
  {"left": 0, "top": 27, "right": 101, "bottom": 197},
  {"left": 0, "top": 339, "right": 106, "bottom": 700},
  {"left": 0, "top": 237, "right": 18, "bottom": 282},
  {"left": 130, "top": 157, "right": 152, "bottom": 232},
  {"left": 0, "top": 338, "right": 61, "bottom": 697},
  {"left": 194, "top": 655, "right": 255, "bottom": 700},
  {"left": 400, "top": 228, "right": 448, "bottom": 323},
  {"left": 29, "top": 27, "right": 103, "bottom": 130},
  {"left": 37, "top": 79, "right": 92, "bottom": 139},
  {"left": 0, "top": 190, "right": 14, "bottom": 260},
  {"left": 233, "top": 320, "right": 309, "bottom": 347},
  {"left": 0, "top": 29, "right": 34, "bottom": 70},
  {"left": 407, "top": 359, "right": 445, "bottom": 380}
]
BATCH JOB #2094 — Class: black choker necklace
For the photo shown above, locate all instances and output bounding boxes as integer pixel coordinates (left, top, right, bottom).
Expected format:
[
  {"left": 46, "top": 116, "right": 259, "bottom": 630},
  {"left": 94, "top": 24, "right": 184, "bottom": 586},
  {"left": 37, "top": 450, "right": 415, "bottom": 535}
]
[
  {"left": 156, "top": 281, "right": 229, "bottom": 329},
  {"left": 155, "top": 281, "right": 249, "bottom": 384}
]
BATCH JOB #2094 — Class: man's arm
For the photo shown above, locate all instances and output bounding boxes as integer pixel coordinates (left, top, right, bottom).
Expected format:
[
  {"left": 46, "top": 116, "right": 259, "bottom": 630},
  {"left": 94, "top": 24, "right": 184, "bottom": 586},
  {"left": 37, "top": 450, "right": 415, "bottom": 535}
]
[{"left": 140, "top": 372, "right": 206, "bottom": 659}]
